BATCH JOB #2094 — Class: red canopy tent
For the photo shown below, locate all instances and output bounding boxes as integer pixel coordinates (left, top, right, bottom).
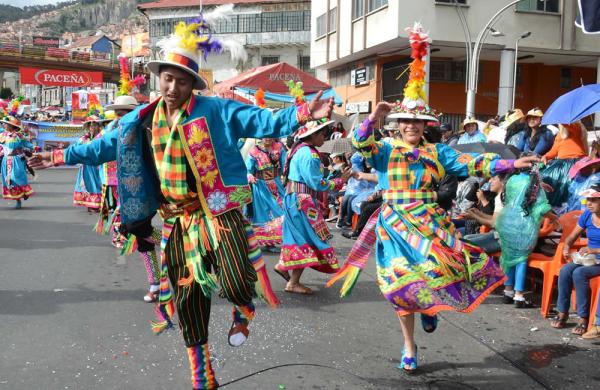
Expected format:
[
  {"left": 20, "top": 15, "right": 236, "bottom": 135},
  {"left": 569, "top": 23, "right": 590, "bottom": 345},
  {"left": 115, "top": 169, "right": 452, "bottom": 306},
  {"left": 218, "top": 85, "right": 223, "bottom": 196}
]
[{"left": 213, "top": 62, "right": 333, "bottom": 101}]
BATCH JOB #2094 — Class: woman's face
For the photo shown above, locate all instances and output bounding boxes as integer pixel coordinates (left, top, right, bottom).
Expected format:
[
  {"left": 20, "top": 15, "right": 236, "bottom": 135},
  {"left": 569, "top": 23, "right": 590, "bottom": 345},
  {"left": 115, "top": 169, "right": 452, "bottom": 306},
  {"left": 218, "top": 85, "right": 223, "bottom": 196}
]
[
  {"left": 332, "top": 156, "right": 342, "bottom": 164},
  {"left": 261, "top": 138, "right": 273, "bottom": 147},
  {"left": 465, "top": 123, "right": 478, "bottom": 134},
  {"left": 399, "top": 119, "right": 424, "bottom": 145},
  {"left": 527, "top": 116, "right": 541, "bottom": 128},
  {"left": 489, "top": 175, "right": 504, "bottom": 194},
  {"left": 586, "top": 197, "right": 600, "bottom": 213}
]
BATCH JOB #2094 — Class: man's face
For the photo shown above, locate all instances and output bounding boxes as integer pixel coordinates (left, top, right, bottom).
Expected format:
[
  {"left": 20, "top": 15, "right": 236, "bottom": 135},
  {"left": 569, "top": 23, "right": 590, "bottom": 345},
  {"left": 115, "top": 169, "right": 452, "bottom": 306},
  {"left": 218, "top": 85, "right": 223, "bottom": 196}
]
[
  {"left": 159, "top": 66, "right": 194, "bottom": 110},
  {"left": 311, "top": 129, "right": 326, "bottom": 147},
  {"left": 115, "top": 109, "right": 130, "bottom": 118}
]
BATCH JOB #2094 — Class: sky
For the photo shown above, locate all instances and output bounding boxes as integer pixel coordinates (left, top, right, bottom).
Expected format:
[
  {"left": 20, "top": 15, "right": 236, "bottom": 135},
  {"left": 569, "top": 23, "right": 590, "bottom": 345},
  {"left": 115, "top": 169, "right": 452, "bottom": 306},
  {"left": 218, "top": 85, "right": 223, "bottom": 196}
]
[{"left": 0, "top": 0, "right": 64, "bottom": 7}]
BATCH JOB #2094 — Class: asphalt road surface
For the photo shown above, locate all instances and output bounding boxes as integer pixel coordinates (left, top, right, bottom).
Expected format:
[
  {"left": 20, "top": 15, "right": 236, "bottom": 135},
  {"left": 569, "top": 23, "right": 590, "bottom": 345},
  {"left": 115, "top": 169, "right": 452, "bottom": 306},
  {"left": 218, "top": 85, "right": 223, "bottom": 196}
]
[{"left": 1, "top": 169, "right": 599, "bottom": 389}]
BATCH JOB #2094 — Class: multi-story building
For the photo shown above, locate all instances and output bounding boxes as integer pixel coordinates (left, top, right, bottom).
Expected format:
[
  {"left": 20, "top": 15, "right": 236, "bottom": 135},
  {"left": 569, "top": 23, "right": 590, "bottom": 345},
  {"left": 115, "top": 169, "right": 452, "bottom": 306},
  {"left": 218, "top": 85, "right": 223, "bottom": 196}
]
[
  {"left": 311, "top": 0, "right": 600, "bottom": 127},
  {"left": 139, "top": 0, "right": 312, "bottom": 90}
]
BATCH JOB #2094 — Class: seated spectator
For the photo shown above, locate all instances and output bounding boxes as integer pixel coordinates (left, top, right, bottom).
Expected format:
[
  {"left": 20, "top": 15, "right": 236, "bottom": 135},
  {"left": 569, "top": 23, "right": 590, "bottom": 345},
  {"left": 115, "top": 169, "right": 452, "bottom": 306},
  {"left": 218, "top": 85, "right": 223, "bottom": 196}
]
[
  {"left": 551, "top": 184, "right": 600, "bottom": 337},
  {"left": 521, "top": 108, "right": 554, "bottom": 156},
  {"left": 381, "top": 122, "right": 399, "bottom": 144},
  {"left": 326, "top": 152, "right": 349, "bottom": 220},
  {"left": 440, "top": 123, "right": 459, "bottom": 147},
  {"left": 461, "top": 173, "right": 508, "bottom": 253},
  {"left": 541, "top": 121, "right": 588, "bottom": 207},
  {"left": 336, "top": 152, "right": 365, "bottom": 228},
  {"left": 464, "top": 182, "right": 496, "bottom": 235},
  {"left": 487, "top": 109, "right": 524, "bottom": 144},
  {"left": 457, "top": 117, "right": 487, "bottom": 144}
]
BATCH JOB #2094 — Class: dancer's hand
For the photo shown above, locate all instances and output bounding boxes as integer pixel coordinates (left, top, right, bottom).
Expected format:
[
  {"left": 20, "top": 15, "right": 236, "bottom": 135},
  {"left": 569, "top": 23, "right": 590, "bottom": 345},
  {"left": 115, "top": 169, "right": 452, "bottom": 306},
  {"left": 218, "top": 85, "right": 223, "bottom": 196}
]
[
  {"left": 368, "top": 102, "right": 395, "bottom": 122},
  {"left": 513, "top": 155, "right": 541, "bottom": 169},
  {"left": 28, "top": 152, "right": 53, "bottom": 169},
  {"left": 247, "top": 174, "right": 257, "bottom": 184},
  {"left": 309, "top": 90, "right": 334, "bottom": 121}
]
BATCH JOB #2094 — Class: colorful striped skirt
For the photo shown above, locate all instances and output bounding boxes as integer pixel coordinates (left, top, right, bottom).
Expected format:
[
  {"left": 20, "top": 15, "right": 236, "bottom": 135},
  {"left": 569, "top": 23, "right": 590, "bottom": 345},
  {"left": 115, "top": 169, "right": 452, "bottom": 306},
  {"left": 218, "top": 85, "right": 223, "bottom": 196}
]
[
  {"left": 73, "top": 164, "right": 102, "bottom": 209},
  {"left": 249, "top": 178, "right": 284, "bottom": 246},
  {"left": 375, "top": 202, "right": 505, "bottom": 316},
  {"left": 279, "top": 192, "right": 339, "bottom": 273}
]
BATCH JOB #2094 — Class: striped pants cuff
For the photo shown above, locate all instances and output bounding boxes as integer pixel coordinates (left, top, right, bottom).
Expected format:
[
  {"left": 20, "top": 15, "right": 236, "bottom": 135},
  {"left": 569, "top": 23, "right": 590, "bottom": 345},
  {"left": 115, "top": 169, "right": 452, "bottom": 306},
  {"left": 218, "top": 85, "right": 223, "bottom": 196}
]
[{"left": 187, "top": 343, "right": 218, "bottom": 390}]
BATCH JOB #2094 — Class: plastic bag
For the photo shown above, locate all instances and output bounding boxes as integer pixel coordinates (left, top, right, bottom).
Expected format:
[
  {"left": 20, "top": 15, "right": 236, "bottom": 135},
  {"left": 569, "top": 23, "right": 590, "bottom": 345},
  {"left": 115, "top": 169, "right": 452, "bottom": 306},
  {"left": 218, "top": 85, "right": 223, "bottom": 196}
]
[{"left": 495, "top": 173, "right": 552, "bottom": 272}]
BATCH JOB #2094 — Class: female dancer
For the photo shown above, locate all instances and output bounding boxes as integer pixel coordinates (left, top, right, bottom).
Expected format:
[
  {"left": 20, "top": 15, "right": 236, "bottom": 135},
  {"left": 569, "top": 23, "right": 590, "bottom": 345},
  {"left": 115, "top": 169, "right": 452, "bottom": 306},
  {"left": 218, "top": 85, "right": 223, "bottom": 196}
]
[
  {"left": 277, "top": 120, "right": 349, "bottom": 294},
  {"left": 330, "top": 23, "right": 538, "bottom": 373},
  {"left": 246, "top": 137, "right": 287, "bottom": 250},
  {"left": 0, "top": 116, "right": 34, "bottom": 208},
  {"left": 73, "top": 116, "right": 106, "bottom": 211}
]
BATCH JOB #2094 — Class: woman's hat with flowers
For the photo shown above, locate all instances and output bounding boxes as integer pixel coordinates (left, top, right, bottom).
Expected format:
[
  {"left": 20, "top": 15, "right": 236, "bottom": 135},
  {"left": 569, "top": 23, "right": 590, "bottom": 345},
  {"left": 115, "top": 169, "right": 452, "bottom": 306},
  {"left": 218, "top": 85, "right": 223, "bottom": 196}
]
[{"left": 388, "top": 22, "right": 439, "bottom": 122}]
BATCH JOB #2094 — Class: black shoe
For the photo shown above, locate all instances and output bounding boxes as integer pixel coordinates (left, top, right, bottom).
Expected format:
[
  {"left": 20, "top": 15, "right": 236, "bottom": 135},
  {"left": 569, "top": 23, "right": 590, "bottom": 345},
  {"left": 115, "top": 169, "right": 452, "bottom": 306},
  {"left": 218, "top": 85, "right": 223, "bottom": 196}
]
[
  {"left": 514, "top": 298, "right": 533, "bottom": 308},
  {"left": 503, "top": 295, "right": 514, "bottom": 304},
  {"left": 342, "top": 231, "right": 354, "bottom": 239}
]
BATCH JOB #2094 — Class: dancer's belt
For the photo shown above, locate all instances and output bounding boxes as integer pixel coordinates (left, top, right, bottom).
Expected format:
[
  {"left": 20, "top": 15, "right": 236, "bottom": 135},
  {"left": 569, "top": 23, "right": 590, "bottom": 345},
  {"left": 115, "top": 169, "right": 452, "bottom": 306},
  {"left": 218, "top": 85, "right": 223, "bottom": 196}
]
[
  {"left": 383, "top": 189, "right": 436, "bottom": 205},
  {"left": 255, "top": 169, "right": 278, "bottom": 180},
  {"left": 159, "top": 198, "right": 202, "bottom": 220},
  {"left": 286, "top": 181, "right": 318, "bottom": 198}
]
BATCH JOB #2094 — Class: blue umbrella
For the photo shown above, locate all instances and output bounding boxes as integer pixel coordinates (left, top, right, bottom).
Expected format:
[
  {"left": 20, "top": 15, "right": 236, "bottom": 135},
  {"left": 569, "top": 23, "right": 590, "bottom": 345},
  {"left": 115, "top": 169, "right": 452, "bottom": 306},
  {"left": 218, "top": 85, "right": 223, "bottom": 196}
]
[{"left": 541, "top": 84, "right": 600, "bottom": 125}]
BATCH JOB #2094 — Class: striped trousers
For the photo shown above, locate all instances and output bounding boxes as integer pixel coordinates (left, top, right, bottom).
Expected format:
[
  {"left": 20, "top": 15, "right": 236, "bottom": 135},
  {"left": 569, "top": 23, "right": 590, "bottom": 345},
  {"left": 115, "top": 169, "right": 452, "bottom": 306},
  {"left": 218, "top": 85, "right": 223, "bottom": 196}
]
[{"left": 165, "top": 209, "right": 257, "bottom": 347}]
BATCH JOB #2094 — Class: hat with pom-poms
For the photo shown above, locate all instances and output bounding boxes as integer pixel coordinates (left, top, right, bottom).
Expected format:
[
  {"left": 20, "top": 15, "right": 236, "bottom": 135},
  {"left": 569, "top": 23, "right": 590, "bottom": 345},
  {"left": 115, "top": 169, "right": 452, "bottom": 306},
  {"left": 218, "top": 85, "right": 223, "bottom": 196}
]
[
  {"left": 388, "top": 22, "right": 439, "bottom": 122},
  {"left": 146, "top": 4, "right": 247, "bottom": 91}
]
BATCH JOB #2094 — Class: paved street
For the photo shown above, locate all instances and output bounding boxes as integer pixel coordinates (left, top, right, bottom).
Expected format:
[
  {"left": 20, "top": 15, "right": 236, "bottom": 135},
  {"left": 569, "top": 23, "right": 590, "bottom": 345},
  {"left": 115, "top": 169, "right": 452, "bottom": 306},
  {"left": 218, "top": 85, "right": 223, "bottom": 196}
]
[{"left": 1, "top": 169, "right": 599, "bottom": 390}]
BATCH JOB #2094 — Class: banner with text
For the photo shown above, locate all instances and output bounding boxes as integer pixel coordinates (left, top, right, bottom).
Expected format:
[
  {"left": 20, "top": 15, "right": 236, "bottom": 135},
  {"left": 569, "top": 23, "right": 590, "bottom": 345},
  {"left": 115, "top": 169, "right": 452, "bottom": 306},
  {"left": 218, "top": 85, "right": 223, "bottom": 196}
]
[
  {"left": 22, "top": 121, "right": 85, "bottom": 151},
  {"left": 20, "top": 67, "right": 103, "bottom": 87}
]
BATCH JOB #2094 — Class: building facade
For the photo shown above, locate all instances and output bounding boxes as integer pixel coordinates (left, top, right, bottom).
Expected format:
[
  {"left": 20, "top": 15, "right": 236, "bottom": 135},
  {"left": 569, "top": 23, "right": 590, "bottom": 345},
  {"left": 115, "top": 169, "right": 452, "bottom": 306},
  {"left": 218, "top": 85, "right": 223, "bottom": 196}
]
[
  {"left": 139, "top": 0, "right": 312, "bottom": 90},
  {"left": 311, "top": 0, "right": 600, "bottom": 127}
]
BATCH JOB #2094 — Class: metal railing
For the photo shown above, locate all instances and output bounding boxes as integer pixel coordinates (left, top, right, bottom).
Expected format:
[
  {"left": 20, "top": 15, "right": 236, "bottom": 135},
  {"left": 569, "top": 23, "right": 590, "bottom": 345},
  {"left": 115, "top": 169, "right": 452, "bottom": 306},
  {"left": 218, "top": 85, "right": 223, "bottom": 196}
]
[{"left": 0, "top": 39, "right": 119, "bottom": 69}]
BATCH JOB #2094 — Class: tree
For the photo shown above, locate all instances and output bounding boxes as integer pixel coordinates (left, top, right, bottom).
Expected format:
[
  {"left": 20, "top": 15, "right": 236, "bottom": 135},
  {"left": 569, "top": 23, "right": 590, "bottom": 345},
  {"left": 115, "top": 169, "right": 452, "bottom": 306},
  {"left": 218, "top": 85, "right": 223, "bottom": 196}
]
[{"left": 0, "top": 87, "right": 13, "bottom": 100}]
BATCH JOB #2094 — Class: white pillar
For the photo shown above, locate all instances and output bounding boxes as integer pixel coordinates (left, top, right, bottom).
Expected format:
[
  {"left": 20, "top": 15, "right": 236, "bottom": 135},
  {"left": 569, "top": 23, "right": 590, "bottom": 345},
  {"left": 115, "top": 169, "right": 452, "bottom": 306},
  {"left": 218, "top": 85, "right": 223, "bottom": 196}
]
[
  {"left": 497, "top": 48, "right": 515, "bottom": 117},
  {"left": 596, "top": 58, "right": 600, "bottom": 130}
]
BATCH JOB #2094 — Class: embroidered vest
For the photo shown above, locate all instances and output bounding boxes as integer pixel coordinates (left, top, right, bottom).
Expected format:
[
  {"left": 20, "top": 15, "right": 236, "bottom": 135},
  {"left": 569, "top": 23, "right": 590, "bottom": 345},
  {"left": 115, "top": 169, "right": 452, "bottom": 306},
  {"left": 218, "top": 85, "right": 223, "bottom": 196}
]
[{"left": 178, "top": 117, "right": 252, "bottom": 217}]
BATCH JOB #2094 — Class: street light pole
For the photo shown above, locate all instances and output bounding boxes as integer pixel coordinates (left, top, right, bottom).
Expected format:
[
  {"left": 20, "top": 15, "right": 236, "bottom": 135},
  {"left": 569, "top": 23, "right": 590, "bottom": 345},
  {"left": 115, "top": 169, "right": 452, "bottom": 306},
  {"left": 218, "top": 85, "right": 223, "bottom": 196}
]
[
  {"left": 466, "top": 0, "right": 525, "bottom": 117},
  {"left": 511, "top": 31, "right": 531, "bottom": 109}
]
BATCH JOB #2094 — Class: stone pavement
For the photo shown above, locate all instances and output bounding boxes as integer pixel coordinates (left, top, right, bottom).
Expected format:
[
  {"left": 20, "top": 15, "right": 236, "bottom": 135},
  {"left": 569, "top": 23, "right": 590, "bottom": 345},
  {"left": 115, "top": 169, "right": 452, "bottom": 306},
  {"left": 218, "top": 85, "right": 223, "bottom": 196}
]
[{"left": 1, "top": 169, "right": 598, "bottom": 389}]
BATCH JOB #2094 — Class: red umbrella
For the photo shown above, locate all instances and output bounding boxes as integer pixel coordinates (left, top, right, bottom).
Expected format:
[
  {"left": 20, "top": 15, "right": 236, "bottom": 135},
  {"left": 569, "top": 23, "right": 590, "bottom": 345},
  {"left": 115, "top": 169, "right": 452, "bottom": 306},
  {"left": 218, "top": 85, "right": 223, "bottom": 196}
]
[{"left": 214, "top": 62, "right": 332, "bottom": 97}]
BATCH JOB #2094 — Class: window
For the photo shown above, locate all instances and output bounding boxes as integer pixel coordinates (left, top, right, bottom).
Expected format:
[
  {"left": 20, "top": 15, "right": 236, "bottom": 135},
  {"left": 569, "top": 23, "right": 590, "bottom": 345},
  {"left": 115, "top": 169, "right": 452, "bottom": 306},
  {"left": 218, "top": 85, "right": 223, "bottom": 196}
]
[
  {"left": 316, "top": 8, "right": 336, "bottom": 37},
  {"left": 517, "top": 0, "right": 559, "bottom": 13},
  {"left": 430, "top": 60, "right": 467, "bottom": 82},
  {"left": 381, "top": 59, "right": 411, "bottom": 101},
  {"left": 435, "top": 0, "right": 467, "bottom": 4},
  {"left": 560, "top": 67, "right": 571, "bottom": 89},
  {"left": 298, "top": 55, "right": 313, "bottom": 75},
  {"left": 352, "top": 0, "right": 364, "bottom": 19},
  {"left": 316, "top": 13, "right": 327, "bottom": 37},
  {"left": 261, "top": 56, "right": 280, "bottom": 66},
  {"left": 368, "top": 0, "right": 388, "bottom": 12},
  {"left": 329, "top": 7, "right": 337, "bottom": 32}
]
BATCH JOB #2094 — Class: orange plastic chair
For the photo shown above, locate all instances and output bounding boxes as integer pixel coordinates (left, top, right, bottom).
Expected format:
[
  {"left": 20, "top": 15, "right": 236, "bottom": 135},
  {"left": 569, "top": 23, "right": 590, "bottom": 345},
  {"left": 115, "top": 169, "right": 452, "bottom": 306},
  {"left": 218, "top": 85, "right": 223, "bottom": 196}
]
[
  {"left": 528, "top": 210, "right": 585, "bottom": 318},
  {"left": 351, "top": 214, "right": 359, "bottom": 230},
  {"left": 587, "top": 276, "right": 600, "bottom": 331}
]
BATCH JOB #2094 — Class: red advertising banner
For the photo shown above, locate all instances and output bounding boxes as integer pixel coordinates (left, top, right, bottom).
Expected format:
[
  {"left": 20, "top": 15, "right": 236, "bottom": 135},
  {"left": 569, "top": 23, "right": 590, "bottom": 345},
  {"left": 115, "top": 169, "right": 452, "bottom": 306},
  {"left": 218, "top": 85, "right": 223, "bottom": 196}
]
[{"left": 19, "top": 67, "right": 103, "bottom": 87}]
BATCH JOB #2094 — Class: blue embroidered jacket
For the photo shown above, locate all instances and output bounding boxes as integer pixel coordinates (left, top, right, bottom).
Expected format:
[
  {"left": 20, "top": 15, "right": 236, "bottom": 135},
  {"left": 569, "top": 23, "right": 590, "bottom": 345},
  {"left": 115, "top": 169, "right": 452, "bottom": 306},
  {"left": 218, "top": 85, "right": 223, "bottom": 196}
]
[{"left": 61, "top": 94, "right": 305, "bottom": 228}]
